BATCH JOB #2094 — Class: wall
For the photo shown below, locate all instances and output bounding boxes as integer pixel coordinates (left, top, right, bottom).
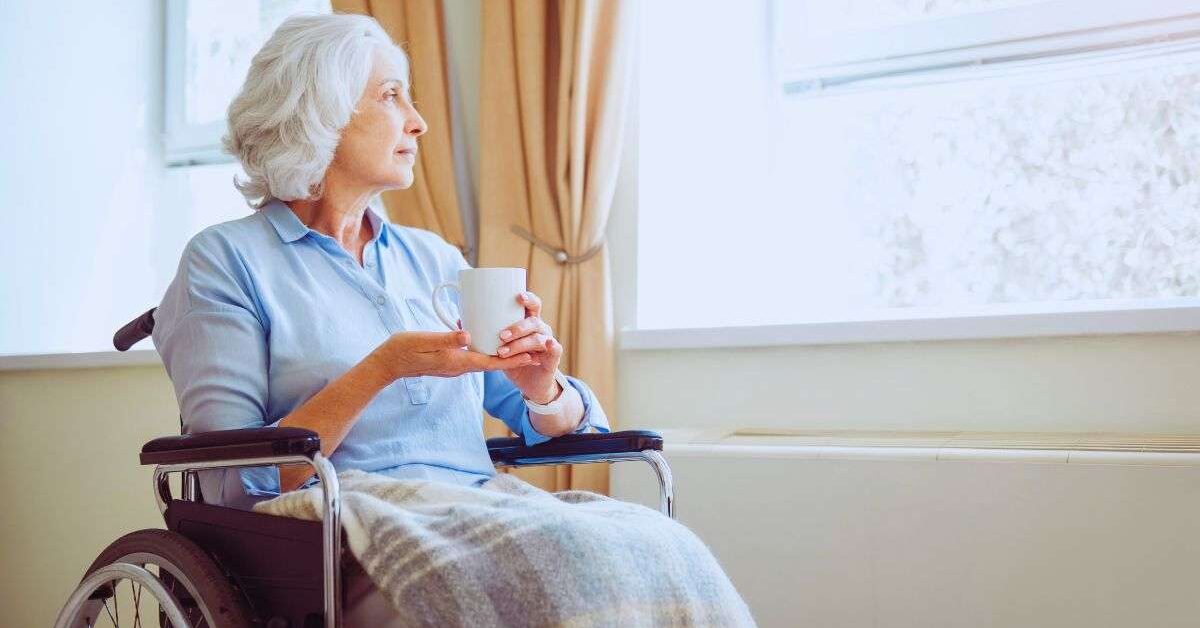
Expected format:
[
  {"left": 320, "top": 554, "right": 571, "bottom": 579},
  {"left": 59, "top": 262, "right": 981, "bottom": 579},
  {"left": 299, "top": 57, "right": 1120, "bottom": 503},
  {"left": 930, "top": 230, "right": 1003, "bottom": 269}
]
[
  {"left": 614, "top": 332, "right": 1200, "bottom": 435},
  {"left": 612, "top": 452, "right": 1200, "bottom": 628},
  {"left": 0, "top": 366, "right": 179, "bottom": 627}
]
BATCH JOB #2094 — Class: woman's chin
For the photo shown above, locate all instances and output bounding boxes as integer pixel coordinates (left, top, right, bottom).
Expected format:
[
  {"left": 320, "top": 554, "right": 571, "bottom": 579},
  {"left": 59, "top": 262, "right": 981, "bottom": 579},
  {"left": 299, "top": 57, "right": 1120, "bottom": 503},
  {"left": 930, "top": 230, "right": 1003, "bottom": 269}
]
[{"left": 379, "top": 171, "right": 414, "bottom": 190}]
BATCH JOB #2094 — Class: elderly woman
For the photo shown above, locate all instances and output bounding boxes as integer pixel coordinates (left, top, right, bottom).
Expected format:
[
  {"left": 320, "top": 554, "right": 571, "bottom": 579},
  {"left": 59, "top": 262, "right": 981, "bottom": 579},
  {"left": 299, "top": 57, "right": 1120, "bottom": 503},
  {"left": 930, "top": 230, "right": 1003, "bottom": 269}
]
[{"left": 153, "top": 13, "right": 607, "bottom": 511}]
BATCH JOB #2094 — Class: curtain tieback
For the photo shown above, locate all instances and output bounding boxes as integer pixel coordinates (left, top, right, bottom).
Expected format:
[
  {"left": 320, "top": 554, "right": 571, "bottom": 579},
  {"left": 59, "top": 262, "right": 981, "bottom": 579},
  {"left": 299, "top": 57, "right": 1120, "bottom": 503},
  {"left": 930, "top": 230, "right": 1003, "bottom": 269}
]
[{"left": 510, "top": 225, "right": 604, "bottom": 265}]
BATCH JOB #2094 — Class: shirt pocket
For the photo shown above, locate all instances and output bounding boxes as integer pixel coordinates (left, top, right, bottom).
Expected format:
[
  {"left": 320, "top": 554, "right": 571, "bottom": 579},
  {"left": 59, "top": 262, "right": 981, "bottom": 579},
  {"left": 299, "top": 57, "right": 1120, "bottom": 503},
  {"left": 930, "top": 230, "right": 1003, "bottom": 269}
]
[
  {"left": 405, "top": 296, "right": 482, "bottom": 406},
  {"left": 405, "top": 295, "right": 454, "bottom": 332},
  {"left": 401, "top": 297, "right": 450, "bottom": 405}
]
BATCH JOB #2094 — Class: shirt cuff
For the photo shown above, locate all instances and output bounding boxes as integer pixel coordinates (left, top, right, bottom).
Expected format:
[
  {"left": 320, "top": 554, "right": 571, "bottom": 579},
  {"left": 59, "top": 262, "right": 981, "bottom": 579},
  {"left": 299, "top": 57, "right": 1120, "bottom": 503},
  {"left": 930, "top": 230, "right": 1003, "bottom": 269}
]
[
  {"left": 233, "top": 416, "right": 319, "bottom": 501},
  {"left": 519, "top": 374, "right": 611, "bottom": 446}
]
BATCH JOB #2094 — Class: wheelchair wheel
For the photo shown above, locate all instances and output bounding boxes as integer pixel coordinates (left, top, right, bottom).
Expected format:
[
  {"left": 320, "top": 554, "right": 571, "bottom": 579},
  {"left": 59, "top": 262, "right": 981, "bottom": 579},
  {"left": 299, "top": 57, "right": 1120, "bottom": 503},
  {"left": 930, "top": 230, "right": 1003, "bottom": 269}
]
[{"left": 54, "top": 528, "right": 253, "bottom": 628}]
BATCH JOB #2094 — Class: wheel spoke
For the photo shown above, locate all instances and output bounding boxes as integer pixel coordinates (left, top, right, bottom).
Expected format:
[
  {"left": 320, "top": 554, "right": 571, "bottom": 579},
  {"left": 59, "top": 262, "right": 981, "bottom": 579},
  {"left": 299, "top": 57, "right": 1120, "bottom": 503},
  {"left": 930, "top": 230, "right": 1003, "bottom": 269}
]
[
  {"left": 131, "top": 577, "right": 143, "bottom": 627},
  {"left": 102, "top": 591, "right": 118, "bottom": 626}
]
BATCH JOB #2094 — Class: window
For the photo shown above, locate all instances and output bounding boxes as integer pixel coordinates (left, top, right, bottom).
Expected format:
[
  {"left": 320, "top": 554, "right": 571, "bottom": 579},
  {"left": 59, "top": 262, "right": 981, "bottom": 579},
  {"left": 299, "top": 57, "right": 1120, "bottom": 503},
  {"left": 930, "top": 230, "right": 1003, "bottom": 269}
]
[
  {"left": 634, "top": 0, "right": 1200, "bottom": 343},
  {"left": 164, "top": 0, "right": 330, "bottom": 165}
]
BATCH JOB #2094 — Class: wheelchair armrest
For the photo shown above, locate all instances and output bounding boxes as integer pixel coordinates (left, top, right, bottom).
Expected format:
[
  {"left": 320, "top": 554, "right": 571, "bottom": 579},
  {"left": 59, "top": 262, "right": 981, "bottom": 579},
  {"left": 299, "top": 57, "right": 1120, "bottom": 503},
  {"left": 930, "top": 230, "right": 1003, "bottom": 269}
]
[
  {"left": 140, "top": 427, "right": 321, "bottom": 465},
  {"left": 487, "top": 429, "right": 664, "bottom": 466}
]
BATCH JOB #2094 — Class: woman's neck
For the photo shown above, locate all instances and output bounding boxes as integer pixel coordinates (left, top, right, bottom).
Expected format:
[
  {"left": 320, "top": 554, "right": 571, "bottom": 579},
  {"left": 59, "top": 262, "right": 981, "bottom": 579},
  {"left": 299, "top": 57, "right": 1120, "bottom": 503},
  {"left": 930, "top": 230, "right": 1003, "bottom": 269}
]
[{"left": 286, "top": 186, "right": 376, "bottom": 262}]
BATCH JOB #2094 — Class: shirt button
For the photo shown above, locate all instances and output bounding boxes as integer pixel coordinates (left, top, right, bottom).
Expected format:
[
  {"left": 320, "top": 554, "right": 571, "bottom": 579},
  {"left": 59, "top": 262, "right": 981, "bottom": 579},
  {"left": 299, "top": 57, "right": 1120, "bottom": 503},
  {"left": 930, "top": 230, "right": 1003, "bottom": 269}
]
[
  {"left": 375, "top": 295, "right": 386, "bottom": 305},
  {"left": 365, "top": 259, "right": 375, "bottom": 268}
]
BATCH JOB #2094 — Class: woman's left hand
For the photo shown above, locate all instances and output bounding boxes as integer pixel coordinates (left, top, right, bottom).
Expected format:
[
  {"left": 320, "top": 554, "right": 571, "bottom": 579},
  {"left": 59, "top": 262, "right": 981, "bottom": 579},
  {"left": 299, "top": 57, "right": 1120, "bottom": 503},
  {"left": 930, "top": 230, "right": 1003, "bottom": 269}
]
[{"left": 495, "top": 291, "right": 563, "bottom": 404}]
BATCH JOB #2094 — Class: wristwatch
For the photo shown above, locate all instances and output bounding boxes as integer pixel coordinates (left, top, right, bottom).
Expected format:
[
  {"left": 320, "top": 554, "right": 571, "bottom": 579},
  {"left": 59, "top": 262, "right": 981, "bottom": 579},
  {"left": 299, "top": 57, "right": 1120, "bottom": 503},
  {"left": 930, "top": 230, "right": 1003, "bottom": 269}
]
[{"left": 523, "top": 370, "right": 571, "bottom": 415}]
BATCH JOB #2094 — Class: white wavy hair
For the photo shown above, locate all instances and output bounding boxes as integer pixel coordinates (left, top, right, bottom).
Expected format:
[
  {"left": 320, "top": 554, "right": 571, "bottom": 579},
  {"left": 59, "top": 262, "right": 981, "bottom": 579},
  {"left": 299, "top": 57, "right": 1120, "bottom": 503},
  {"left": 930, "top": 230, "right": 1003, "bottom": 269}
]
[{"left": 223, "top": 13, "right": 409, "bottom": 209}]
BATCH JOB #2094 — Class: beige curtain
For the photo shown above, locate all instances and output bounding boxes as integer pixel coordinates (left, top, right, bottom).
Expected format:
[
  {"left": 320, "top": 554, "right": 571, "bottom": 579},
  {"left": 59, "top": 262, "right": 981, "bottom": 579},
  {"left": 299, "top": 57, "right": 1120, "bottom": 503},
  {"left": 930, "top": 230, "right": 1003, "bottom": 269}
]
[
  {"left": 332, "top": 0, "right": 467, "bottom": 252},
  {"left": 479, "top": 0, "right": 637, "bottom": 494}
]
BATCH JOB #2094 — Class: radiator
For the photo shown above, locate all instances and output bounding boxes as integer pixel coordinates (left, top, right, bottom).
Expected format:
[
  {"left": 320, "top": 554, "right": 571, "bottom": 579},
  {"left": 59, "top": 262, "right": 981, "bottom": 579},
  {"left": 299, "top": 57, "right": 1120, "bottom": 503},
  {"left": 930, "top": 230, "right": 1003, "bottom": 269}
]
[{"left": 611, "top": 429, "right": 1200, "bottom": 628}]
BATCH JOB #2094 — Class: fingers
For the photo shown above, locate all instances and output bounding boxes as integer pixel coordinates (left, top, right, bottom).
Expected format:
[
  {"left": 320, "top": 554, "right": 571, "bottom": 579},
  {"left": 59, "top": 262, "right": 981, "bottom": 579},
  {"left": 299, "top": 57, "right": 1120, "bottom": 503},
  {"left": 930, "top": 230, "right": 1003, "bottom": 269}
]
[
  {"left": 517, "top": 291, "right": 542, "bottom": 318},
  {"left": 499, "top": 316, "right": 551, "bottom": 344},
  {"left": 428, "top": 345, "right": 531, "bottom": 377},
  {"left": 496, "top": 332, "right": 551, "bottom": 357},
  {"left": 458, "top": 349, "right": 533, "bottom": 372},
  {"left": 517, "top": 334, "right": 560, "bottom": 366}
]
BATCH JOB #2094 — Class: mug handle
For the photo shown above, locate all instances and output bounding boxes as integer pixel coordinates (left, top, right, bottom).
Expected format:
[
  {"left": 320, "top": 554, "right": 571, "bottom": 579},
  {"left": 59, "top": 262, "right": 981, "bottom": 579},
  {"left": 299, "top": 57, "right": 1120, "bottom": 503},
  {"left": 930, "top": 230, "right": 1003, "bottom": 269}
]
[{"left": 431, "top": 281, "right": 461, "bottom": 331}]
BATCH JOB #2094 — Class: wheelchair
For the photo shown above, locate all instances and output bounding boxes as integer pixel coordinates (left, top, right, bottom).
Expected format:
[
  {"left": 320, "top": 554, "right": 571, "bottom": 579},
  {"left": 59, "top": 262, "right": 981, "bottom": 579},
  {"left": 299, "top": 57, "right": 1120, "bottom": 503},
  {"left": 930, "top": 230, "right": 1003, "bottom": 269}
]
[{"left": 55, "top": 308, "right": 675, "bottom": 628}]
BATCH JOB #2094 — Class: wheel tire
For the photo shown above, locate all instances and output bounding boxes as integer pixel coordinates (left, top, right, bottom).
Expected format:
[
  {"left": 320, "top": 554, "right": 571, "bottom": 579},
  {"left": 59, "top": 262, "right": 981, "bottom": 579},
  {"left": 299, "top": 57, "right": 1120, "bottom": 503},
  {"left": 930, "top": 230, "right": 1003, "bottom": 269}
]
[{"left": 80, "top": 528, "right": 254, "bottom": 628}]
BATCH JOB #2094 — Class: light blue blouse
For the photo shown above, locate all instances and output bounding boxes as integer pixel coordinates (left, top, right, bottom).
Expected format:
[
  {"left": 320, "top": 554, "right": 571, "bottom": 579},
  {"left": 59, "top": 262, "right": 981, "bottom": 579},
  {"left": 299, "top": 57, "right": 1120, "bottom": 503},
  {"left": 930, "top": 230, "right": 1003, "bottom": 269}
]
[{"left": 152, "top": 198, "right": 608, "bottom": 509}]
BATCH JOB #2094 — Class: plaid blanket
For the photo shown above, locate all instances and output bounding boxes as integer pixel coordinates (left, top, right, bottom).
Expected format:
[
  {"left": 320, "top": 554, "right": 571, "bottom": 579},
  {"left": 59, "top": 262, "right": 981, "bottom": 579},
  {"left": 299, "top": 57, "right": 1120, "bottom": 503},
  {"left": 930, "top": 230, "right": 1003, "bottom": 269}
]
[{"left": 252, "top": 469, "right": 754, "bottom": 627}]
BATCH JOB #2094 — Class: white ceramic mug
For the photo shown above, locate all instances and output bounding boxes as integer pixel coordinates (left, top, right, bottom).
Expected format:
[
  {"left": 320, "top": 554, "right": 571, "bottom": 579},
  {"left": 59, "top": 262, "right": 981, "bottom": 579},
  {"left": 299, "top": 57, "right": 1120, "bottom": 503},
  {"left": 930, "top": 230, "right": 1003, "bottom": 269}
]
[{"left": 431, "top": 267, "right": 527, "bottom": 355}]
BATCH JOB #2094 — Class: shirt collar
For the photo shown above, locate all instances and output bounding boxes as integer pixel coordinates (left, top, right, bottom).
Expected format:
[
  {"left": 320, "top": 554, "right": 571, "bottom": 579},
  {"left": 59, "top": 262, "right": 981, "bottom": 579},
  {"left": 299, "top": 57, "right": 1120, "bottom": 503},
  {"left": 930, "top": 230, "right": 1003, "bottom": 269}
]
[
  {"left": 263, "top": 198, "right": 310, "bottom": 243},
  {"left": 364, "top": 201, "right": 389, "bottom": 247},
  {"left": 263, "top": 197, "right": 389, "bottom": 246}
]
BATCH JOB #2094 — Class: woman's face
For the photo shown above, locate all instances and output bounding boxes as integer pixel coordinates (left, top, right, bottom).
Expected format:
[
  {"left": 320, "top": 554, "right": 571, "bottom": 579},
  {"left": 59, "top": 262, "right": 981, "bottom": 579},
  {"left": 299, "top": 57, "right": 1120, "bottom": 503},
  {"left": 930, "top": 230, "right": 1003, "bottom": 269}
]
[{"left": 330, "top": 47, "right": 427, "bottom": 193}]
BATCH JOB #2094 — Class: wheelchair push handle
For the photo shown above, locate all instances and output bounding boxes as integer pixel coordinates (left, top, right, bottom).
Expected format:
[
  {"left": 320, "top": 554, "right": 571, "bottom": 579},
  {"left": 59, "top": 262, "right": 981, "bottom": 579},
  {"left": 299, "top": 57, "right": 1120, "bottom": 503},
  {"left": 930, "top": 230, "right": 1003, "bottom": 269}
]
[{"left": 114, "top": 307, "right": 157, "bottom": 351}]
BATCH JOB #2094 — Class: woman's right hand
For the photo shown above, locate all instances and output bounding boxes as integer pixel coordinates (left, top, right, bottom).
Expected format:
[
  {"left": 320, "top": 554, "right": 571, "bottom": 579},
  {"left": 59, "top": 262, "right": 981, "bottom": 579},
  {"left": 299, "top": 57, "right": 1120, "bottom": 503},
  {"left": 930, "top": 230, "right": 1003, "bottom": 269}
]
[{"left": 371, "top": 330, "right": 534, "bottom": 381}]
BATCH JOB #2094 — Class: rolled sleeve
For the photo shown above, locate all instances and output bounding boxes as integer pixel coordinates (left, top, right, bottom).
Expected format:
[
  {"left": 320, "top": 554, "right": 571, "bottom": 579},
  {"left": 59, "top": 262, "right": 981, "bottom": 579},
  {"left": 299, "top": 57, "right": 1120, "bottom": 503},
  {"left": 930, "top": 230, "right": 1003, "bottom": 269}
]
[
  {"left": 483, "top": 371, "right": 611, "bottom": 446},
  {"left": 162, "top": 306, "right": 269, "bottom": 430}
]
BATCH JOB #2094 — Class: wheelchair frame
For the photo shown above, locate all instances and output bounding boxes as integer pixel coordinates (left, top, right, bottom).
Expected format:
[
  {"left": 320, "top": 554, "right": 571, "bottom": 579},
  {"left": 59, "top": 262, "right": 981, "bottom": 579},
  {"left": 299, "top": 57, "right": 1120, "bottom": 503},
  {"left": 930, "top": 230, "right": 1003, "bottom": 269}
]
[{"left": 139, "top": 427, "right": 674, "bottom": 628}]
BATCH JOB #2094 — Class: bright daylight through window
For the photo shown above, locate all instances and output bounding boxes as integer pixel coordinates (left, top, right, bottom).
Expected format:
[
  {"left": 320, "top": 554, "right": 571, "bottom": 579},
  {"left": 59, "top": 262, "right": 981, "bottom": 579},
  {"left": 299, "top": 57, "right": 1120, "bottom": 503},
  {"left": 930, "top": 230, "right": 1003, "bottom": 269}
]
[{"left": 636, "top": 0, "right": 1200, "bottom": 333}]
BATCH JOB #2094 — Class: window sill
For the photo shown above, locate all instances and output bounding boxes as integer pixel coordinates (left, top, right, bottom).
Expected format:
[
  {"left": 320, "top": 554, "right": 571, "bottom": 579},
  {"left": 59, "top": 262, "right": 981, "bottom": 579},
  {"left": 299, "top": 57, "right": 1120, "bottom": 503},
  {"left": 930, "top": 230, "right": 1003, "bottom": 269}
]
[
  {"left": 0, "top": 349, "right": 160, "bottom": 371},
  {"left": 620, "top": 298, "right": 1200, "bottom": 350},
  {"left": 656, "top": 428, "right": 1200, "bottom": 466}
]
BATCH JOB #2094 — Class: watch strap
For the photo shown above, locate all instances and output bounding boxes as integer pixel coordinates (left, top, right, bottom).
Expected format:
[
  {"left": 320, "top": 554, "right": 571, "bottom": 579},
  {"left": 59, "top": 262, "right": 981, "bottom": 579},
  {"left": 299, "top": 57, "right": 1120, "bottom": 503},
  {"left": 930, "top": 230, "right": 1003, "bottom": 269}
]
[{"left": 524, "top": 370, "right": 571, "bottom": 415}]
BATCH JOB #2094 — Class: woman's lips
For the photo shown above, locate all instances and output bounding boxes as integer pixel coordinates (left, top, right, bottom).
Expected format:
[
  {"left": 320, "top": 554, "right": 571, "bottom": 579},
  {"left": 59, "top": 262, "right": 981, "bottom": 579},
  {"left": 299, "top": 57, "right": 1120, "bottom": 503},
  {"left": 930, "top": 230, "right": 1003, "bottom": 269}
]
[{"left": 396, "top": 151, "right": 416, "bottom": 162}]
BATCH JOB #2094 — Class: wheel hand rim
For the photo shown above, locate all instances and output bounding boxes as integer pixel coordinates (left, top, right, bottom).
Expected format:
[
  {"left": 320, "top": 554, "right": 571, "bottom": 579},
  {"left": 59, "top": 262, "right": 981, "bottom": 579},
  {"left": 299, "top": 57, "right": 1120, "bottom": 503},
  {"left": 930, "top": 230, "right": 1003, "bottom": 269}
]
[
  {"left": 118, "top": 551, "right": 217, "bottom": 628},
  {"left": 53, "top": 562, "right": 188, "bottom": 628}
]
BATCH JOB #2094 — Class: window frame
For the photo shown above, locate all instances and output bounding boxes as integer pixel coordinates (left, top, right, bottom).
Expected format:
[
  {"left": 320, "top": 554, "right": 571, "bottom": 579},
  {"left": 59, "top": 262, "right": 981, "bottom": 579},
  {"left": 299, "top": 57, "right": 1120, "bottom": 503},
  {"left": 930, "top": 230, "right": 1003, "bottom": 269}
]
[
  {"left": 775, "top": 0, "right": 1200, "bottom": 95},
  {"left": 163, "top": 0, "right": 331, "bottom": 167},
  {"left": 163, "top": 0, "right": 233, "bottom": 167},
  {"left": 620, "top": 298, "right": 1200, "bottom": 350}
]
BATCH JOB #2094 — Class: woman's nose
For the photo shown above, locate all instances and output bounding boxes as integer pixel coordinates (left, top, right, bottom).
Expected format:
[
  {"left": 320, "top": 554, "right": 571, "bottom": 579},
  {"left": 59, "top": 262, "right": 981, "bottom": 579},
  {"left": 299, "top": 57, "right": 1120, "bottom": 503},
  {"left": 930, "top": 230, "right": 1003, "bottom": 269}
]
[{"left": 406, "top": 109, "right": 428, "bottom": 137}]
